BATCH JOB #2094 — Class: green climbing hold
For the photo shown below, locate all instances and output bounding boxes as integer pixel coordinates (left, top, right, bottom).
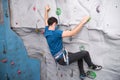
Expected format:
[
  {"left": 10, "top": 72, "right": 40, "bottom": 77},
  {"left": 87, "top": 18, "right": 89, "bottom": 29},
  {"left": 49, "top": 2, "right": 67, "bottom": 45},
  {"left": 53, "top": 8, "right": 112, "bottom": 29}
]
[
  {"left": 87, "top": 17, "right": 91, "bottom": 22},
  {"left": 86, "top": 70, "right": 97, "bottom": 79},
  {"left": 56, "top": 8, "right": 61, "bottom": 16},
  {"left": 79, "top": 45, "right": 85, "bottom": 51}
]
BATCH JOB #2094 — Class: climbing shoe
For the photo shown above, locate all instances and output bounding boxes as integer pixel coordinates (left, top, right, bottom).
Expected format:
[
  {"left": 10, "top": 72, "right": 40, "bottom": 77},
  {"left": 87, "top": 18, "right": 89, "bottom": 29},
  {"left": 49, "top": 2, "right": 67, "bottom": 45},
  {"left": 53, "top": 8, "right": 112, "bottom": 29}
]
[
  {"left": 89, "top": 65, "right": 102, "bottom": 71},
  {"left": 80, "top": 73, "right": 86, "bottom": 80}
]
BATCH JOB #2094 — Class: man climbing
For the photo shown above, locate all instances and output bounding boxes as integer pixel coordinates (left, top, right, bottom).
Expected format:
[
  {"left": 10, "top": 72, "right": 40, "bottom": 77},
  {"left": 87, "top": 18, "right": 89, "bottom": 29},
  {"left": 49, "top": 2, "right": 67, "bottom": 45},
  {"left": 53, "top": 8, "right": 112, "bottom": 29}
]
[{"left": 44, "top": 5, "right": 102, "bottom": 80}]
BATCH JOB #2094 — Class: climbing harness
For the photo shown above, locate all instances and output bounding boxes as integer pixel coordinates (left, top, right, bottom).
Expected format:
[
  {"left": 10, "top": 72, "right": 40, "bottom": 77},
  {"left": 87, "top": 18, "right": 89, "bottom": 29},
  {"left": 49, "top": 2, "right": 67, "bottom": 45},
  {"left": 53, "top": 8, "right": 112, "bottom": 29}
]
[
  {"left": 63, "top": 49, "right": 69, "bottom": 65},
  {"left": 54, "top": 48, "right": 69, "bottom": 65}
]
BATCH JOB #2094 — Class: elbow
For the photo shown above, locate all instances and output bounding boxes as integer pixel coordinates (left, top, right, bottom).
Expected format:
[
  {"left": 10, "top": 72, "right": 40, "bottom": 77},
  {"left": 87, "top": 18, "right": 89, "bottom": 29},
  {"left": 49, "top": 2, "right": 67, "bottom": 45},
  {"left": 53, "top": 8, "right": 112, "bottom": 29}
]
[
  {"left": 70, "top": 31, "right": 77, "bottom": 36},
  {"left": 70, "top": 33, "right": 75, "bottom": 36}
]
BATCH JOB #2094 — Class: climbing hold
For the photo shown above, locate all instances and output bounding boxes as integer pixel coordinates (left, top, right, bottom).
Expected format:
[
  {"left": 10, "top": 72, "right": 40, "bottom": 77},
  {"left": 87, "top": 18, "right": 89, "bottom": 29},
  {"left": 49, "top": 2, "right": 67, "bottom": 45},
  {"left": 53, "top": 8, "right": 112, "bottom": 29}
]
[
  {"left": 56, "top": 8, "right": 61, "bottom": 16},
  {"left": 96, "top": 5, "right": 100, "bottom": 13},
  {"left": 39, "top": 28, "right": 45, "bottom": 34},
  {"left": 33, "top": 6, "right": 36, "bottom": 11},
  {"left": 61, "top": 74, "right": 63, "bottom": 77},
  {"left": 3, "top": 45, "right": 6, "bottom": 54},
  {"left": 58, "top": 67, "right": 60, "bottom": 70},
  {"left": 86, "top": 71, "right": 96, "bottom": 79},
  {"left": 17, "top": 70, "right": 21, "bottom": 74},
  {"left": 35, "top": 28, "right": 39, "bottom": 33},
  {"left": 35, "top": 24, "right": 40, "bottom": 33},
  {"left": 40, "top": 30, "right": 44, "bottom": 34},
  {"left": 11, "top": 61, "right": 15, "bottom": 65},
  {"left": 79, "top": 45, "right": 85, "bottom": 51},
  {"left": 87, "top": 17, "right": 91, "bottom": 22},
  {"left": 1, "top": 59, "right": 7, "bottom": 63},
  {"left": 16, "top": 22, "right": 18, "bottom": 25}
]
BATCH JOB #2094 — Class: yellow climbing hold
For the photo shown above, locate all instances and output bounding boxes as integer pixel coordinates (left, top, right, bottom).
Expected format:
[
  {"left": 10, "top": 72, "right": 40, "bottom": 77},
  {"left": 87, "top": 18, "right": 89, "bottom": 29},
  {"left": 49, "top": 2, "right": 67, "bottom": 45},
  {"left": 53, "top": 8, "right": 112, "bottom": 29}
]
[{"left": 87, "top": 17, "right": 91, "bottom": 22}]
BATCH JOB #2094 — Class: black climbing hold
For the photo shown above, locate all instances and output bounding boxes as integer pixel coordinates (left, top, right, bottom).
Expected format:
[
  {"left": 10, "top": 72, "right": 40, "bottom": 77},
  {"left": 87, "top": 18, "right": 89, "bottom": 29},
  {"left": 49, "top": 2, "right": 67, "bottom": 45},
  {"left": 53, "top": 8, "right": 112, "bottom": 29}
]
[{"left": 96, "top": 5, "right": 100, "bottom": 13}]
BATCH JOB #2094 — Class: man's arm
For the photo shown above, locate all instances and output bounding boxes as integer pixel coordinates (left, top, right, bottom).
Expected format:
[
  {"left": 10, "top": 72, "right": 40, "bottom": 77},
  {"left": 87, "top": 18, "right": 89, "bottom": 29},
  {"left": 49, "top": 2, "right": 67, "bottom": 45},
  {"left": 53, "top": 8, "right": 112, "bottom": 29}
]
[
  {"left": 62, "top": 16, "right": 90, "bottom": 38},
  {"left": 44, "top": 5, "right": 50, "bottom": 26}
]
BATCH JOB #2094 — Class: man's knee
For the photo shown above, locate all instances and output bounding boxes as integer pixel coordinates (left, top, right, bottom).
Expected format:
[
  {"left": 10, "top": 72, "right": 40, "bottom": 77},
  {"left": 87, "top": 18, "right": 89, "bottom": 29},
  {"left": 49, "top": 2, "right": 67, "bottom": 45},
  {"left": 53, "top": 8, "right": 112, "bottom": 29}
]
[{"left": 80, "top": 50, "right": 89, "bottom": 55}]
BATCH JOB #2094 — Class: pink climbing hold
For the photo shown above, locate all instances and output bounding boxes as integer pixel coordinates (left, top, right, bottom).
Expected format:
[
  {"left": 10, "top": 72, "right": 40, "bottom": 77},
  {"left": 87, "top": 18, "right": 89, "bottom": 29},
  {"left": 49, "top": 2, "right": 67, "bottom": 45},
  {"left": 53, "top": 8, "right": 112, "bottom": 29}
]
[
  {"left": 40, "top": 30, "right": 44, "bottom": 34},
  {"left": 11, "top": 61, "right": 15, "bottom": 65},
  {"left": 1, "top": 59, "right": 7, "bottom": 63},
  {"left": 33, "top": 6, "right": 36, "bottom": 11},
  {"left": 17, "top": 70, "right": 21, "bottom": 74}
]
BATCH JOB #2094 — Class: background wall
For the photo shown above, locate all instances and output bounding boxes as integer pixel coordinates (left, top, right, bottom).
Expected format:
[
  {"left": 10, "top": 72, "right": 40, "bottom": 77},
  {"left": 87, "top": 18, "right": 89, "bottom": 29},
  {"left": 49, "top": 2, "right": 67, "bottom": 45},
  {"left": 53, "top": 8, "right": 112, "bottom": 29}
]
[{"left": 10, "top": 0, "right": 120, "bottom": 80}]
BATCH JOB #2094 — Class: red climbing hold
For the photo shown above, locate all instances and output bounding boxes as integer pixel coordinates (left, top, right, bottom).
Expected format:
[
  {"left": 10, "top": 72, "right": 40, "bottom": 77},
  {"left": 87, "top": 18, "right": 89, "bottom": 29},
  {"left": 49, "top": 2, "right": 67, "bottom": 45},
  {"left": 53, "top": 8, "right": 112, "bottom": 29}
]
[{"left": 1, "top": 59, "right": 7, "bottom": 63}]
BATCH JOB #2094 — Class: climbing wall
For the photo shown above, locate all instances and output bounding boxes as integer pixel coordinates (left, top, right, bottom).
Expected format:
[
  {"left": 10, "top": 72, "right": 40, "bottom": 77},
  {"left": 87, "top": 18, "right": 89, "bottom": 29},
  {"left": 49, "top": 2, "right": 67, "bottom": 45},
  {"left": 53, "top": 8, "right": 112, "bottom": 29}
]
[
  {"left": 9, "top": 0, "right": 120, "bottom": 80},
  {"left": 0, "top": 0, "right": 40, "bottom": 80}
]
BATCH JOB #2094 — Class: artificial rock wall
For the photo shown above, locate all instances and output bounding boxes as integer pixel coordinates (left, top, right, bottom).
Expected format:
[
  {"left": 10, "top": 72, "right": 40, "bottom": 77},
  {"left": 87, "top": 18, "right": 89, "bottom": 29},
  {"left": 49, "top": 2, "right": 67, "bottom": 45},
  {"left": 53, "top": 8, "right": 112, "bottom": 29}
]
[{"left": 10, "top": 0, "right": 120, "bottom": 80}]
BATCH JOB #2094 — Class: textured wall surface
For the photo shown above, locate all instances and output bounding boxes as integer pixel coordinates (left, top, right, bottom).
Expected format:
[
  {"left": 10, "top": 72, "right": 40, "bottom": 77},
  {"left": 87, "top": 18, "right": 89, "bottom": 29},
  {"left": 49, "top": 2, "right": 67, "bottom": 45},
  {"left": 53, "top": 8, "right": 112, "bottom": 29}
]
[
  {"left": 10, "top": 0, "right": 120, "bottom": 80},
  {"left": 0, "top": 0, "right": 40, "bottom": 80}
]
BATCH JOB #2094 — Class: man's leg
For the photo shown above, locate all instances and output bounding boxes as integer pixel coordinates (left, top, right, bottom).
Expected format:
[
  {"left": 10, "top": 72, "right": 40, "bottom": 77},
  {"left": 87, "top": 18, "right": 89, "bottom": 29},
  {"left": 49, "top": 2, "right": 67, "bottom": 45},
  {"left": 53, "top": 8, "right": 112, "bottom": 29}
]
[
  {"left": 57, "top": 50, "right": 102, "bottom": 79},
  {"left": 68, "top": 51, "right": 102, "bottom": 71},
  {"left": 77, "top": 51, "right": 102, "bottom": 71},
  {"left": 58, "top": 50, "right": 95, "bottom": 73},
  {"left": 68, "top": 51, "right": 95, "bottom": 68},
  {"left": 68, "top": 52, "right": 85, "bottom": 75},
  {"left": 78, "top": 59, "right": 85, "bottom": 75},
  {"left": 68, "top": 51, "right": 94, "bottom": 80}
]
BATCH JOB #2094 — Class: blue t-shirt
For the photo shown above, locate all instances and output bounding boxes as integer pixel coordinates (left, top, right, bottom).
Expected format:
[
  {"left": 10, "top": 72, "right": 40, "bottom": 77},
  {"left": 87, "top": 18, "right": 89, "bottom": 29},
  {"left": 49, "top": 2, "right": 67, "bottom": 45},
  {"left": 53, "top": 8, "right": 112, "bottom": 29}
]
[{"left": 44, "top": 26, "right": 63, "bottom": 56}]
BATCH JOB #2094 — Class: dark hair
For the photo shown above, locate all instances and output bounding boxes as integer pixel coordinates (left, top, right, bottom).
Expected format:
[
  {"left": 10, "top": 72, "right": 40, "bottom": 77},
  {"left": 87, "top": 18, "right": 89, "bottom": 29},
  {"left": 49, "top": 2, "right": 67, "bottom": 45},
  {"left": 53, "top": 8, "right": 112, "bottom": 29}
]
[{"left": 48, "top": 17, "right": 58, "bottom": 26}]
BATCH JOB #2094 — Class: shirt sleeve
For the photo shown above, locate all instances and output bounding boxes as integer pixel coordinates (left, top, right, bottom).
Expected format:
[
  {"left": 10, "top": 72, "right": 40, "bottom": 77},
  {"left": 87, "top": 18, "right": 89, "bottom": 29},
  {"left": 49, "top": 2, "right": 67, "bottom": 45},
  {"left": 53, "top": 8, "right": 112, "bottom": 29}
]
[{"left": 55, "top": 30, "right": 63, "bottom": 37}]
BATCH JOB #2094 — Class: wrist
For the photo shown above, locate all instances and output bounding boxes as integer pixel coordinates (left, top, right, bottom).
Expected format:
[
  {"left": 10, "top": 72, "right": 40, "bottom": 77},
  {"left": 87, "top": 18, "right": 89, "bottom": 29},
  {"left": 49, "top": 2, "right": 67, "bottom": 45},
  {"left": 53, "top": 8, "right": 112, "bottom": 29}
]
[
  {"left": 81, "top": 16, "right": 90, "bottom": 24},
  {"left": 80, "top": 21, "right": 86, "bottom": 25}
]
